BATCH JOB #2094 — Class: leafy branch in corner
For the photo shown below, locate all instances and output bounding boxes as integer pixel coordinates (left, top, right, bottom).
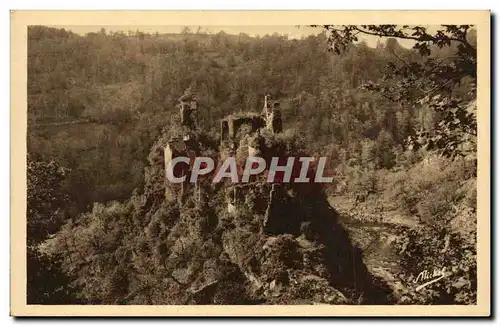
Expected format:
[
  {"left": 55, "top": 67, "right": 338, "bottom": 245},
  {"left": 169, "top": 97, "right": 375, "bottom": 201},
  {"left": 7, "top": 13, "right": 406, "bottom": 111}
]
[{"left": 315, "top": 25, "right": 477, "bottom": 158}]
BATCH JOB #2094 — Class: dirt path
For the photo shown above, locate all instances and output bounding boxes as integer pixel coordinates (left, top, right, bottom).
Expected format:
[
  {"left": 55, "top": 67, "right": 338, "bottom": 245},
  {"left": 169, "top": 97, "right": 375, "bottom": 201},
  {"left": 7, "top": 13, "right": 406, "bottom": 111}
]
[{"left": 328, "top": 195, "right": 419, "bottom": 227}]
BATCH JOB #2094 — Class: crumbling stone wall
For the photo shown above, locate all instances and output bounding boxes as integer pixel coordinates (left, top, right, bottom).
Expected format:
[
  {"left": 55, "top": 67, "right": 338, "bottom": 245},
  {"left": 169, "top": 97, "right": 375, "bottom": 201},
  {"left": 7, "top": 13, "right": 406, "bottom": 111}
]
[
  {"left": 169, "top": 97, "right": 286, "bottom": 204},
  {"left": 178, "top": 87, "right": 198, "bottom": 128},
  {"left": 267, "top": 102, "right": 283, "bottom": 134},
  {"left": 180, "top": 105, "right": 196, "bottom": 127},
  {"left": 164, "top": 138, "right": 192, "bottom": 202},
  {"left": 247, "top": 133, "right": 263, "bottom": 157},
  {"left": 227, "top": 115, "right": 266, "bottom": 139},
  {"left": 220, "top": 120, "right": 229, "bottom": 143},
  {"left": 219, "top": 101, "right": 283, "bottom": 147}
]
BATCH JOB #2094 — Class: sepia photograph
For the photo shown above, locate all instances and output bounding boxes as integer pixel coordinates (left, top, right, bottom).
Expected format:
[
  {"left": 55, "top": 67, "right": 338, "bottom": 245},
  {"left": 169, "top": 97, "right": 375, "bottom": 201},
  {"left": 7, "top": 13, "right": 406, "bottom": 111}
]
[{"left": 10, "top": 10, "right": 491, "bottom": 317}]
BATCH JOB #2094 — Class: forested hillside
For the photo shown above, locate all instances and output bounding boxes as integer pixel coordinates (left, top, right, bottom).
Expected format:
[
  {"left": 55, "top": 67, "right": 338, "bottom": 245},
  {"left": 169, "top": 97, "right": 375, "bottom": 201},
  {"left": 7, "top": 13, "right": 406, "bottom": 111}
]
[{"left": 28, "top": 25, "right": 477, "bottom": 305}]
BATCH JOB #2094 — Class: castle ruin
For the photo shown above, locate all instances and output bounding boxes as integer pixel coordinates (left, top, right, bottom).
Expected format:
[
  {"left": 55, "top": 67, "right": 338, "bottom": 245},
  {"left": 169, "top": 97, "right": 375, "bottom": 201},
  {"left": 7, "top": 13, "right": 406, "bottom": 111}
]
[
  {"left": 220, "top": 97, "right": 283, "bottom": 146},
  {"left": 164, "top": 94, "right": 284, "bottom": 218}
]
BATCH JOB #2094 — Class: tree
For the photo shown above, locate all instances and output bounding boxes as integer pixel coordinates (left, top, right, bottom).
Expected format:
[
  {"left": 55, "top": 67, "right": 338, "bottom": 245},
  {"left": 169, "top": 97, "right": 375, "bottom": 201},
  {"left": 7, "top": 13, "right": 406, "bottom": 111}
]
[
  {"left": 27, "top": 157, "right": 79, "bottom": 303},
  {"left": 39, "top": 202, "right": 137, "bottom": 304},
  {"left": 316, "top": 25, "right": 477, "bottom": 158},
  {"left": 27, "top": 158, "right": 70, "bottom": 244}
]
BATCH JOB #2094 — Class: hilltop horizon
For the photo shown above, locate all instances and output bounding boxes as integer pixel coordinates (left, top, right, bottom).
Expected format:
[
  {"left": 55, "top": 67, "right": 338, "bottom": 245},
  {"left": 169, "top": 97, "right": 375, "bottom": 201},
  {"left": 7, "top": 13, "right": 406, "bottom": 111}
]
[{"left": 48, "top": 24, "right": 420, "bottom": 48}]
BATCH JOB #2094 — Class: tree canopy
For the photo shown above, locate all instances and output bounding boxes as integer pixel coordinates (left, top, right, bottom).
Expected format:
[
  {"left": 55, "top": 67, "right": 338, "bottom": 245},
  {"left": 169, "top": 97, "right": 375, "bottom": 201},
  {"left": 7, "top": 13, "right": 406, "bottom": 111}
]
[{"left": 317, "top": 24, "right": 477, "bottom": 158}]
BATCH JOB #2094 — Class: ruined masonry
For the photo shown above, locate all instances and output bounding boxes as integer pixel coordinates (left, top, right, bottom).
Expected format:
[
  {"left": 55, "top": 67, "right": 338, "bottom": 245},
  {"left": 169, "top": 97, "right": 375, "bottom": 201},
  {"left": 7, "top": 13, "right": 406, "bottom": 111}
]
[{"left": 164, "top": 94, "right": 284, "bottom": 228}]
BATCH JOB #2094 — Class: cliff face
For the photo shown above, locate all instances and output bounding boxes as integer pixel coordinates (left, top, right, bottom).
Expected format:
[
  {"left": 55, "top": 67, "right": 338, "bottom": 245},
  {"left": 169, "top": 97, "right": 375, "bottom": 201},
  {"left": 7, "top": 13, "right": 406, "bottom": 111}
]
[{"left": 127, "top": 104, "right": 393, "bottom": 305}]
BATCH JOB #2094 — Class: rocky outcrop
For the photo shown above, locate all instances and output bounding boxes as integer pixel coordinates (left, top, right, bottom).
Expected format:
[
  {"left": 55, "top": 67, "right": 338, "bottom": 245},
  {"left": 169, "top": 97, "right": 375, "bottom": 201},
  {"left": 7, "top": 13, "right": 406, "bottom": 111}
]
[{"left": 136, "top": 94, "right": 394, "bottom": 304}]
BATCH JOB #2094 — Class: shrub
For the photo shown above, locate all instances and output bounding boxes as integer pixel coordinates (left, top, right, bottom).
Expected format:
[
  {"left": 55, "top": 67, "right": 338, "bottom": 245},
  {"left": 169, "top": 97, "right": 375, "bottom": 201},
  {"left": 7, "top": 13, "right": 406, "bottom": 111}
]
[
  {"left": 392, "top": 225, "right": 476, "bottom": 304},
  {"left": 345, "top": 163, "right": 379, "bottom": 201},
  {"left": 385, "top": 155, "right": 472, "bottom": 220}
]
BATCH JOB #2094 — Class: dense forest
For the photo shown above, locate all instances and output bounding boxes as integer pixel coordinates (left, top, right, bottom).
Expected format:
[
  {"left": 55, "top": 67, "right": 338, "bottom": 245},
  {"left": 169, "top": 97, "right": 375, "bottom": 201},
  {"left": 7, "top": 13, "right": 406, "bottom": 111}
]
[{"left": 27, "top": 25, "right": 477, "bottom": 305}]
